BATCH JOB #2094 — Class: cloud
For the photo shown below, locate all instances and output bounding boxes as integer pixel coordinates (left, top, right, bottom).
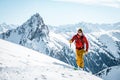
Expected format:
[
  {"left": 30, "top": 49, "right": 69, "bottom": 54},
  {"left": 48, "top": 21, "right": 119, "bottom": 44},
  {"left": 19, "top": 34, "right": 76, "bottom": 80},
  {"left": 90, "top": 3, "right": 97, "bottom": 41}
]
[{"left": 53, "top": 0, "right": 120, "bottom": 8}]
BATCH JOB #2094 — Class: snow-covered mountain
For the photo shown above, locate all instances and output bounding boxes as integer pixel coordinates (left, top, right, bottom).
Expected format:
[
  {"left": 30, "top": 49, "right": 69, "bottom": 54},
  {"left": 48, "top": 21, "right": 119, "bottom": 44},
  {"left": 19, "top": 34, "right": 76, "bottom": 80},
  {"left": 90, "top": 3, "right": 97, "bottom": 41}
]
[
  {"left": 0, "top": 13, "right": 50, "bottom": 52},
  {"left": 0, "top": 39, "right": 102, "bottom": 80},
  {"left": 0, "top": 13, "right": 76, "bottom": 69},
  {"left": 96, "top": 65, "right": 120, "bottom": 80},
  {"left": 0, "top": 23, "right": 17, "bottom": 33},
  {"left": 84, "top": 30, "right": 120, "bottom": 73},
  {"left": 0, "top": 13, "right": 120, "bottom": 74}
]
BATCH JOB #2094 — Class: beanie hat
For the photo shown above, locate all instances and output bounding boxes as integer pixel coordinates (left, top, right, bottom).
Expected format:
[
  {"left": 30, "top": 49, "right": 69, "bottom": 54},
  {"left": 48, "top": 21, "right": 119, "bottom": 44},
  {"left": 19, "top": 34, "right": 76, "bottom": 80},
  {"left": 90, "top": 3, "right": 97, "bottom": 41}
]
[{"left": 78, "top": 28, "right": 82, "bottom": 32}]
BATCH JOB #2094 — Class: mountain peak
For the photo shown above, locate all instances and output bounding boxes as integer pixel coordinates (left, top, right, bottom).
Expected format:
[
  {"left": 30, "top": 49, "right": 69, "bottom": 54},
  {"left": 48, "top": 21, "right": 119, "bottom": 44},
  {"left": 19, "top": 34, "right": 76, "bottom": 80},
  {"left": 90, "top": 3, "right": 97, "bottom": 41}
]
[
  {"left": 18, "top": 13, "right": 49, "bottom": 41},
  {"left": 29, "top": 13, "right": 44, "bottom": 25},
  {"left": 33, "top": 13, "right": 40, "bottom": 16},
  {"left": 21, "top": 13, "right": 44, "bottom": 28},
  {"left": 31, "top": 13, "right": 41, "bottom": 19}
]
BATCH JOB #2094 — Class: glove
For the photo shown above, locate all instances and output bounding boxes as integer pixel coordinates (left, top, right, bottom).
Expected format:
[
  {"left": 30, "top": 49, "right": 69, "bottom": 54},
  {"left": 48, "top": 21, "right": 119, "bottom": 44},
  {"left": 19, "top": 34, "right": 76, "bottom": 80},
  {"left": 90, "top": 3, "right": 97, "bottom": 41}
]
[
  {"left": 84, "top": 50, "right": 88, "bottom": 55},
  {"left": 69, "top": 40, "right": 72, "bottom": 43}
]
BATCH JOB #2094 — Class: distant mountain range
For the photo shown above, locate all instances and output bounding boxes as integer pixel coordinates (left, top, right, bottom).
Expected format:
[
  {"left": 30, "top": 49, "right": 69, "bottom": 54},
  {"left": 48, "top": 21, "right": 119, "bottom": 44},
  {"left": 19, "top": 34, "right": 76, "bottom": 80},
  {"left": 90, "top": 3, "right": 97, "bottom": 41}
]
[{"left": 0, "top": 23, "right": 17, "bottom": 33}]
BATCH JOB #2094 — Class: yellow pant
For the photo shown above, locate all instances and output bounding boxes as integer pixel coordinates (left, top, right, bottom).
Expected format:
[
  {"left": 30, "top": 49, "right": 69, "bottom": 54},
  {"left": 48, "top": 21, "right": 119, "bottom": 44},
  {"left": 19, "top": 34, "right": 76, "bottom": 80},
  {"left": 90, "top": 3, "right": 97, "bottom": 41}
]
[{"left": 76, "top": 49, "right": 85, "bottom": 68}]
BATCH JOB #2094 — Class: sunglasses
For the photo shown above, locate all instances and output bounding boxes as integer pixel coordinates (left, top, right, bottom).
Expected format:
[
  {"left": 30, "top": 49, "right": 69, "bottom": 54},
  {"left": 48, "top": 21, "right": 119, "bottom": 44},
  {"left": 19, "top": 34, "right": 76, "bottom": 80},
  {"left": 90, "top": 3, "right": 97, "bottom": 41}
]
[{"left": 78, "top": 31, "right": 82, "bottom": 33}]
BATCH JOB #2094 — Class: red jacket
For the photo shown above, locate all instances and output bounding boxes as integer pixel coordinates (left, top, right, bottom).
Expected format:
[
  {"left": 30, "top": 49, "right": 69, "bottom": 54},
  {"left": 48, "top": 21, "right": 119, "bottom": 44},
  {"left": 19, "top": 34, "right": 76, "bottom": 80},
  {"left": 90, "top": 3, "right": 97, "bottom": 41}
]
[{"left": 71, "top": 34, "right": 89, "bottom": 51}]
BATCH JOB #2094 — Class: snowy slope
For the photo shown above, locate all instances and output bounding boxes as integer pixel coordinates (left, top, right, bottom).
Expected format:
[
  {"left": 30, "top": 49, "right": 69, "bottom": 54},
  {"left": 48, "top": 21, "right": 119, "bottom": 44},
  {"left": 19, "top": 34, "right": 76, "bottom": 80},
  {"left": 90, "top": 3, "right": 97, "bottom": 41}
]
[
  {"left": 89, "top": 30, "right": 120, "bottom": 58},
  {"left": 96, "top": 65, "right": 120, "bottom": 80},
  {"left": 0, "top": 39, "right": 102, "bottom": 80}
]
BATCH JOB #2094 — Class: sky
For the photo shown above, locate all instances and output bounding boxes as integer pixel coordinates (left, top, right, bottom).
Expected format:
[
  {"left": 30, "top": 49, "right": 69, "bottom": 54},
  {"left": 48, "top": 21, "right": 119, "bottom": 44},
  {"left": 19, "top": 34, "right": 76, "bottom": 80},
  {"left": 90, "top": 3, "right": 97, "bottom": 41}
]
[{"left": 0, "top": 0, "right": 120, "bottom": 26}]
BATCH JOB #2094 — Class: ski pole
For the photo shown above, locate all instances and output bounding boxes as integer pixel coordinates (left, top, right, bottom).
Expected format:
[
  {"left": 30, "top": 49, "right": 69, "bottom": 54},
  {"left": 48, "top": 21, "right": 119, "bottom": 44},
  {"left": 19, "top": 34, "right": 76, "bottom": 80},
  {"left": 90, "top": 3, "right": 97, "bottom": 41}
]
[{"left": 70, "top": 43, "right": 71, "bottom": 48}]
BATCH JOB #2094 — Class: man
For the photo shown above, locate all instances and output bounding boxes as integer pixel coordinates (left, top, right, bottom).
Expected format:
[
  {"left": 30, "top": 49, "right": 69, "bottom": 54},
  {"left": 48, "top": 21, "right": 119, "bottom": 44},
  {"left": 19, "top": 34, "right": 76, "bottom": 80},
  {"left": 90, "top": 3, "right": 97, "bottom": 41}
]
[{"left": 69, "top": 28, "right": 89, "bottom": 69}]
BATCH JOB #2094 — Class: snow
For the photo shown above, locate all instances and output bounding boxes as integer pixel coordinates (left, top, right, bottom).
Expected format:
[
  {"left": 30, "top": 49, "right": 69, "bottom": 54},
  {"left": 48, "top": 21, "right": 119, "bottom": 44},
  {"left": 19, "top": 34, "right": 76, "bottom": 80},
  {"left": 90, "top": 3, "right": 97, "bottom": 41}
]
[
  {"left": 90, "top": 30, "right": 120, "bottom": 58},
  {"left": 5, "top": 31, "right": 22, "bottom": 44},
  {"left": 96, "top": 66, "right": 120, "bottom": 80},
  {"left": 49, "top": 32, "right": 71, "bottom": 49},
  {"left": 0, "top": 39, "right": 102, "bottom": 80},
  {"left": 0, "top": 23, "right": 17, "bottom": 33}
]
